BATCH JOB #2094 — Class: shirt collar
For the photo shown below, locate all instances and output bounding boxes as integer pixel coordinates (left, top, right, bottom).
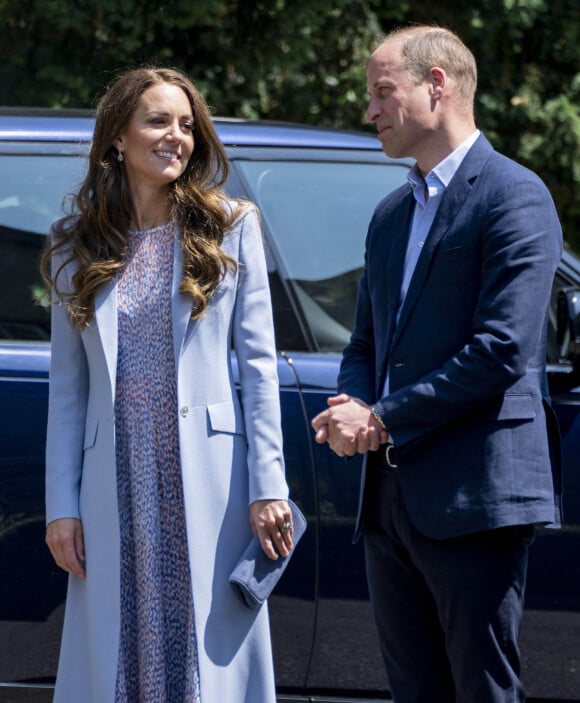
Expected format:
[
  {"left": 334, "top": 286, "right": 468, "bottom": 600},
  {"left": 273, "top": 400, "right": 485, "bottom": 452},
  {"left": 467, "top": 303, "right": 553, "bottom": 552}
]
[{"left": 407, "top": 129, "right": 480, "bottom": 194}]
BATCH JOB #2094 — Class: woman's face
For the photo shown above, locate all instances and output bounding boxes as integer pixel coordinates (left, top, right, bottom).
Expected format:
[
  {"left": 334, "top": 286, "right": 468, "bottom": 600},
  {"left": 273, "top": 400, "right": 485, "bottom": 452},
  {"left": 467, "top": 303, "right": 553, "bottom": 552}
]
[{"left": 114, "top": 82, "right": 195, "bottom": 194}]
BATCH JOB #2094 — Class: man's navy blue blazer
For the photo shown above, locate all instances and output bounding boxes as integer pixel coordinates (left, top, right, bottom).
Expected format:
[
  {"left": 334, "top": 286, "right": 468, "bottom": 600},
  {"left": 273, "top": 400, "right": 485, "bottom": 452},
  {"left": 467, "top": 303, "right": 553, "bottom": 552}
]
[{"left": 339, "top": 133, "right": 563, "bottom": 540}]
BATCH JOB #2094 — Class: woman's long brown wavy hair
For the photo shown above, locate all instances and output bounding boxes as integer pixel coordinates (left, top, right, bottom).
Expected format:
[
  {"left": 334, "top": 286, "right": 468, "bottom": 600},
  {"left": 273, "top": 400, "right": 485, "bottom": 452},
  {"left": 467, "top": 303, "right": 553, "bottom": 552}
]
[{"left": 41, "top": 66, "right": 241, "bottom": 328}]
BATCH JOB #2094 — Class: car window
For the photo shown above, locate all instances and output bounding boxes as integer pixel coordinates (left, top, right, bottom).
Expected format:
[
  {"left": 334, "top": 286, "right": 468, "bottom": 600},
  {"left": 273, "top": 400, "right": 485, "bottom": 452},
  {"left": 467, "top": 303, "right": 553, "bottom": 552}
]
[
  {"left": 0, "top": 153, "right": 86, "bottom": 340},
  {"left": 236, "top": 159, "right": 410, "bottom": 352}
]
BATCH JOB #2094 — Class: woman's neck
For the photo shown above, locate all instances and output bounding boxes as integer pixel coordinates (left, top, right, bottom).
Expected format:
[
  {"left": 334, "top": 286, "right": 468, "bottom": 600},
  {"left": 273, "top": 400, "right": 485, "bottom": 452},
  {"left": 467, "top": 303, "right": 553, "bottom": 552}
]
[{"left": 128, "top": 186, "right": 172, "bottom": 231}]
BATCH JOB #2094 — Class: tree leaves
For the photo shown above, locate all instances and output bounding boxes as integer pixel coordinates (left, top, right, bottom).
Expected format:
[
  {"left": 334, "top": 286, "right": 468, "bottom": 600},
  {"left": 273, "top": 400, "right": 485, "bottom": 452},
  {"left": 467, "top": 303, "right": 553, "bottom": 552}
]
[{"left": 0, "top": 0, "right": 577, "bottom": 249}]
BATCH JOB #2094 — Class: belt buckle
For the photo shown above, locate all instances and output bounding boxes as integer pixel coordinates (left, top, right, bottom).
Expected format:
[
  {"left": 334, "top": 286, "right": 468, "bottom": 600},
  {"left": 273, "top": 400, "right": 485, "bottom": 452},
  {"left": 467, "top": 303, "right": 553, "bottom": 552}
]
[{"left": 385, "top": 443, "right": 398, "bottom": 468}]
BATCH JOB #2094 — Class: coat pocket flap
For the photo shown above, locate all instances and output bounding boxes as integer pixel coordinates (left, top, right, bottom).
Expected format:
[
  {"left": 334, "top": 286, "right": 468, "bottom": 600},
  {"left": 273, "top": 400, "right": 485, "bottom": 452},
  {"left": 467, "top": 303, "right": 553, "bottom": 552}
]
[
  {"left": 83, "top": 416, "right": 98, "bottom": 450},
  {"left": 207, "top": 401, "right": 245, "bottom": 435}
]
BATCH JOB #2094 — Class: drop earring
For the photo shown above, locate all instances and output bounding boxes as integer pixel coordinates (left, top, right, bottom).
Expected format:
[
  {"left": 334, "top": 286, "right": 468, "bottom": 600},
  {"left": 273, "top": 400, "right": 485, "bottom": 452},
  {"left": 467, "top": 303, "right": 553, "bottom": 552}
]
[{"left": 117, "top": 149, "right": 124, "bottom": 162}]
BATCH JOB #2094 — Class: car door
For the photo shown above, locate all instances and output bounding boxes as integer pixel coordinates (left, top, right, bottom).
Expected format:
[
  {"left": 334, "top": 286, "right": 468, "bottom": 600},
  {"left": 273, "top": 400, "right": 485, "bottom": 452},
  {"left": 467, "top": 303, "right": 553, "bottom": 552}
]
[
  {"left": 0, "top": 144, "right": 87, "bottom": 700},
  {"left": 520, "top": 252, "right": 580, "bottom": 699}
]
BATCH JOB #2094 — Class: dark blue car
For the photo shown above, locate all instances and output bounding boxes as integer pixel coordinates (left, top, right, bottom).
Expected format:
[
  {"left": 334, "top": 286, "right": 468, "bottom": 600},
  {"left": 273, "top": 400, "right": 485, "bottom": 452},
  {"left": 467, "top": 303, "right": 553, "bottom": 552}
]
[{"left": 1, "top": 109, "right": 580, "bottom": 703}]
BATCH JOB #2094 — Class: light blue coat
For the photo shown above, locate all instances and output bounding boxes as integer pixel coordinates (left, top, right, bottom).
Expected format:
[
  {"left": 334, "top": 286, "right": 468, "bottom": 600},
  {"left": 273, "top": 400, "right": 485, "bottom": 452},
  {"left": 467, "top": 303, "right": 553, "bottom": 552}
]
[{"left": 45, "top": 203, "right": 289, "bottom": 703}]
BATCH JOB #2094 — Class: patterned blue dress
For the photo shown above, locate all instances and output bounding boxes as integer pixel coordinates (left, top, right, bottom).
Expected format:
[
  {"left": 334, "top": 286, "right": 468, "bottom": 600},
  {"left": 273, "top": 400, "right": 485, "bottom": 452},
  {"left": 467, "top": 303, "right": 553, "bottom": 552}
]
[{"left": 113, "top": 223, "right": 201, "bottom": 703}]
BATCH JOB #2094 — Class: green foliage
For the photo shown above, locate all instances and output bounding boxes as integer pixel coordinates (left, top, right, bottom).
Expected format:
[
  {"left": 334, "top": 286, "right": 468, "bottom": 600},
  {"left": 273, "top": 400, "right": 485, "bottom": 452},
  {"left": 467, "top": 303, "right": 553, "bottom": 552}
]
[
  {"left": 465, "top": 0, "right": 580, "bottom": 251},
  {"left": 0, "top": 0, "right": 578, "bottom": 249}
]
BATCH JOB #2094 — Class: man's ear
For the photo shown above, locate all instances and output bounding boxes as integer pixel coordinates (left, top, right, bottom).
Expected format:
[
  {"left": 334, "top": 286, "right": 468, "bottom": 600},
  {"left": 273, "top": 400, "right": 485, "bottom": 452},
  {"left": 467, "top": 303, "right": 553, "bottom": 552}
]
[{"left": 430, "top": 67, "right": 446, "bottom": 100}]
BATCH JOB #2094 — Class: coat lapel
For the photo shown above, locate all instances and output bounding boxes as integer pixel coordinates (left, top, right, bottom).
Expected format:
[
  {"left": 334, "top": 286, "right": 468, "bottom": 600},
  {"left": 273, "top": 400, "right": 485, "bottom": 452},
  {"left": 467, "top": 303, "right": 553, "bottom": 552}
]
[
  {"left": 94, "top": 279, "right": 118, "bottom": 398},
  {"left": 91, "top": 233, "right": 193, "bottom": 401},
  {"left": 172, "top": 236, "right": 194, "bottom": 372}
]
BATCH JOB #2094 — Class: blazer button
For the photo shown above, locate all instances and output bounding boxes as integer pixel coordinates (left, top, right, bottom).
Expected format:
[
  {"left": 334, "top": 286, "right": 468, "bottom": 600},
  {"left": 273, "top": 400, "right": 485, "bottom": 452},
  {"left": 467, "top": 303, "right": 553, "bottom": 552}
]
[{"left": 180, "top": 405, "right": 189, "bottom": 417}]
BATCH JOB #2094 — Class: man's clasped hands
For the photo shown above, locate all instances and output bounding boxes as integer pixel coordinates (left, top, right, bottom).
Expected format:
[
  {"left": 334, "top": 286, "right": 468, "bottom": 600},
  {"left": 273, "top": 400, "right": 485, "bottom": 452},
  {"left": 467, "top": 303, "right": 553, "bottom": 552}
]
[{"left": 311, "top": 394, "right": 391, "bottom": 457}]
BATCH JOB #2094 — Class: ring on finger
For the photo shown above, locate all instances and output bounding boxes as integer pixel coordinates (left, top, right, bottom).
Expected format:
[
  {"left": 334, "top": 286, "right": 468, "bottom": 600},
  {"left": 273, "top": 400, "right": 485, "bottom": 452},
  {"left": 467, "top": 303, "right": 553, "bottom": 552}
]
[{"left": 282, "top": 521, "right": 292, "bottom": 532}]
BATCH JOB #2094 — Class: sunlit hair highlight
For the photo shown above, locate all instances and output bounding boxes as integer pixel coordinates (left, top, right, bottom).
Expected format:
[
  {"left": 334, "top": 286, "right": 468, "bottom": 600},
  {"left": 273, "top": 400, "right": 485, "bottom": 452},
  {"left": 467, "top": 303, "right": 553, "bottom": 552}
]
[{"left": 41, "top": 66, "right": 241, "bottom": 328}]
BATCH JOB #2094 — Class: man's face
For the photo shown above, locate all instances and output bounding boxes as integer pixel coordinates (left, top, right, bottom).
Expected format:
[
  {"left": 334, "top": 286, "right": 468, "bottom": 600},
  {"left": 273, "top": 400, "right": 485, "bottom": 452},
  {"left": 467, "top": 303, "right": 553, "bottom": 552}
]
[{"left": 366, "top": 38, "right": 436, "bottom": 163}]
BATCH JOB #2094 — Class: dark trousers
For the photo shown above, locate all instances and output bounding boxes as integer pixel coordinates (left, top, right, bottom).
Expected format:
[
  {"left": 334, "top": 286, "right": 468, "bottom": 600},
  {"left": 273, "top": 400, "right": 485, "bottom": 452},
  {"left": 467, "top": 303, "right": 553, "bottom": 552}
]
[{"left": 363, "top": 461, "right": 534, "bottom": 703}]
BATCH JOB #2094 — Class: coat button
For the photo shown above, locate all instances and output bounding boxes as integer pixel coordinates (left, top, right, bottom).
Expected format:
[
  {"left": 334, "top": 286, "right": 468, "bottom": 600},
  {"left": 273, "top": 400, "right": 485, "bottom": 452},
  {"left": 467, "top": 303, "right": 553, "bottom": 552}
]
[{"left": 180, "top": 405, "right": 189, "bottom": 417}]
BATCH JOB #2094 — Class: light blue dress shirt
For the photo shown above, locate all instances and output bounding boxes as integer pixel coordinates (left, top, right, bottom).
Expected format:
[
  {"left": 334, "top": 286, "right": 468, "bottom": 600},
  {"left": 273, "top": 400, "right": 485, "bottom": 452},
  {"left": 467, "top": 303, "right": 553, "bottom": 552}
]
[{"left": 382, "top": 130, "right": 480, "bottom": 398}]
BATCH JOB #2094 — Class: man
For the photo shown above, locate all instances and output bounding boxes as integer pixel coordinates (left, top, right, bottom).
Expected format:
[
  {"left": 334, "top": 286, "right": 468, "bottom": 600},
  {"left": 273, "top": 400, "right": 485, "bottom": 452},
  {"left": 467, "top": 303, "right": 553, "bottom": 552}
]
[{"left": 311, "top": 25, "right": 562, "bottom": 703}]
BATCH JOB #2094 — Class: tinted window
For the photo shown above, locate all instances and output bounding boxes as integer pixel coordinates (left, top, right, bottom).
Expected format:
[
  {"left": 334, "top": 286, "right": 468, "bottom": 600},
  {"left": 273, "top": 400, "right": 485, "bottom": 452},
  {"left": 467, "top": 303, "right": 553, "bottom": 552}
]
[
  {"left": 0, "top": 153, "right": 86, "bottom": 340},
  {"left": 236, "top": 159, "right": 409, "bottom": 351}
]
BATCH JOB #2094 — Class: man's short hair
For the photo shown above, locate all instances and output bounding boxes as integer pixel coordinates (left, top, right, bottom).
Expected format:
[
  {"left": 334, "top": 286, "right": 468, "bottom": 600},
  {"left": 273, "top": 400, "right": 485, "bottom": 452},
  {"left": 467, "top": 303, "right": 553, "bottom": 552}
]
[{"left": 383, "top": 26, "right": 477, "bottom": 112}]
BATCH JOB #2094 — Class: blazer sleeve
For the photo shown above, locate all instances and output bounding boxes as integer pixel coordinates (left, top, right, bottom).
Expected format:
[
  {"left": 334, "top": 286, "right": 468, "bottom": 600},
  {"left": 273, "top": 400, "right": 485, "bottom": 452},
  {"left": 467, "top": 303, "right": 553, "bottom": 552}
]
[
  {"left": 45, "top": 249, "right": 89, "bottom": 524},
  {"left": 358, "top": 168, "right": 562, "bottom": 449},
  {"left": 232, "top": 206, "right": 289, "bottom": 504}
]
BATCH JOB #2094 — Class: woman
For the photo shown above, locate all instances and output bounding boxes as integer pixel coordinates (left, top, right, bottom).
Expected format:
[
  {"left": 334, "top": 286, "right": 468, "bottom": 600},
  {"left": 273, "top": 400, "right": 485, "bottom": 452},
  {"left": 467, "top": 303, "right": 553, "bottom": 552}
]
[{"left": 42, "top": 67, "right": 293, "bottom": 703}]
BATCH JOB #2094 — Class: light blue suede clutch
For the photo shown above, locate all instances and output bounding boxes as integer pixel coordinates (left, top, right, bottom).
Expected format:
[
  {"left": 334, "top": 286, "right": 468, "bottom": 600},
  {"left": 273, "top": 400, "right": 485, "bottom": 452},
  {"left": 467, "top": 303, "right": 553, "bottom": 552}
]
[{"left": 229, "top": 499, "right": 307, "bottom": 608}]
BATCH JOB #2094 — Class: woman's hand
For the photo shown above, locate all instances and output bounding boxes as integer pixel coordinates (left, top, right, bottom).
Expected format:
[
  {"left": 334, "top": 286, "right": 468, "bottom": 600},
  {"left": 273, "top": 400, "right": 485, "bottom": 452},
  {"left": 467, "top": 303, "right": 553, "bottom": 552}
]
[
  {"left": 46, "top": 517, "right": 86, "bottom": 579},
  {"left": 249, "top": 499, "right": 294, "bottom": 561}
]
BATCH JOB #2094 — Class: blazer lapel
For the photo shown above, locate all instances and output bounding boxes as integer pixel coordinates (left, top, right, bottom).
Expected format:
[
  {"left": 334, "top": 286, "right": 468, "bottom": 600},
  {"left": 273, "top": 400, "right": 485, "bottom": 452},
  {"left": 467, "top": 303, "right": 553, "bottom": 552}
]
[
  {"left": 390, "top": 135, "right": 492, "bottom": 350},
  {"left": 375, "top": 192, "right": 414, "bottom": 394},
  {"left": 384, "top": 193, "right": 414, "bottom": 342}
]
